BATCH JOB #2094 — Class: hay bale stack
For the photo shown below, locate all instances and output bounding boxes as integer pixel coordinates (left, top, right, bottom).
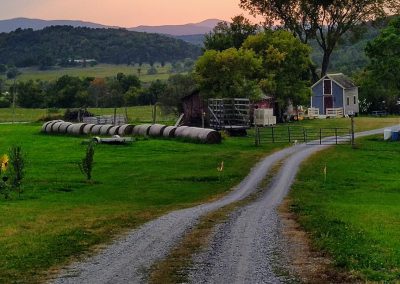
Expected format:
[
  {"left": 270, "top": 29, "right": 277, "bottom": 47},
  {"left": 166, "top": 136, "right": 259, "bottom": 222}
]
[
  {"left": 149, "top": 124, "right": 167, "bottom": 137},
  {"left": 82, "top": 124, "right": 96, "bottom": 135},
  {"left": 163, "top": 126, "right": 177, "bottom": 138},
  {"left": 133, "top": 124, "right": 151, "bottom": 136},
  {"left": 99, "top": 124, "right": 113, "bottom": 135},
  {"left": 58, "top": 122, "right": 73, "bottom": 133},
  {"left": 117, "top": 124, "right": 135, "bottom": 136}
]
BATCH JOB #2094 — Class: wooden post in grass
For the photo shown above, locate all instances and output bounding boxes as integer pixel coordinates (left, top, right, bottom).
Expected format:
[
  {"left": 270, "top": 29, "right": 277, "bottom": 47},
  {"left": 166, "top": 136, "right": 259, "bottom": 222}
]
[
  {"left": 153, "top": 104, "right": 157, "bottom": 124},
  {"left": 349, "top": 111, "right": 355, "bottom": 148}
]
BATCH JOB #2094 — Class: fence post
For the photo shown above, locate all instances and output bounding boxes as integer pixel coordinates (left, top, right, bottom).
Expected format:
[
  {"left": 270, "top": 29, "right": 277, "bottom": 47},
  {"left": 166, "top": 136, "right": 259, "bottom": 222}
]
[
  {"left": 288, "top": 127, "right": 291, "bottom": 143},
  {"left": 320, "top": 128, "right": 322, "bottom": 145},
  {"left": 335, "top": 128, "right": 338, "bottom": 145},
  {"left": 255, "top": 126, "right": 260, "bottom": 146},
  {"left": 272, "top": 127, "right": 275, "bottom": 143},
  {"left": 303, "top": 128, "right": 306, "bottom": 143}
]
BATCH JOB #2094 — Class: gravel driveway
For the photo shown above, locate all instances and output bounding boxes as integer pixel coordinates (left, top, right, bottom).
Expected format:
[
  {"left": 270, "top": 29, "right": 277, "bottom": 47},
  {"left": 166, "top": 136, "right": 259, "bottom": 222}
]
[{"left": 52, "top": 128, "right": 385, "bottom": 284}]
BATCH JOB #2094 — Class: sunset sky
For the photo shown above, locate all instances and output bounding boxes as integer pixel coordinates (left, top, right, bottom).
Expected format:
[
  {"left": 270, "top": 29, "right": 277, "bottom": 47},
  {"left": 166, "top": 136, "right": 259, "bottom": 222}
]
[{"left": 0, "top": 0, "right": 257, "bottom": 27}]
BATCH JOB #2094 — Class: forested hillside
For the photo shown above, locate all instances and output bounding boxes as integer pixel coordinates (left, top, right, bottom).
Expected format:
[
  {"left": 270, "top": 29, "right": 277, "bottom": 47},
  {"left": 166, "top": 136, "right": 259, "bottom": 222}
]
[{"left": 0, "top": 26, "right": 202, "bottom": 67}]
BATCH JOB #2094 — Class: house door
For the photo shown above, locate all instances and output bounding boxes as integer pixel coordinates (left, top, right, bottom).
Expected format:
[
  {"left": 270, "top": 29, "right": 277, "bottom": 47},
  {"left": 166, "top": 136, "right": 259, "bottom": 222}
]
[{"left": 324, "top": 96, "right": 333, "bottom": 114}]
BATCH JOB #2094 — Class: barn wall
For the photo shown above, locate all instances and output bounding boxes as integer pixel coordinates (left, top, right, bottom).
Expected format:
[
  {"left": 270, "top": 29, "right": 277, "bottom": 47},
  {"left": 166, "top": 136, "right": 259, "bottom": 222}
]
[
  {"left": 332, "top": 81, "right": 343, "bottom": 108},
  {"left": 311, "top": 81, "right": 324, "bottom": 113}
]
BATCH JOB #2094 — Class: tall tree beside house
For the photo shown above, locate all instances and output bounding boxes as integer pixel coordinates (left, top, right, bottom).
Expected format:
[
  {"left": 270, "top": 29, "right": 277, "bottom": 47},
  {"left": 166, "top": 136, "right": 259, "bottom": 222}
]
[
  {"left": 242, "top": 30, "right": 311, "bottom": 117},
  {"left": 204, "top": 15, "right": 259, "bottom": 51},
  {"left": 239, "top": 0, "right": 400, "bottom": 78},
  {"left": 356, "top": 16, "right": 400, "bottom": 113}
]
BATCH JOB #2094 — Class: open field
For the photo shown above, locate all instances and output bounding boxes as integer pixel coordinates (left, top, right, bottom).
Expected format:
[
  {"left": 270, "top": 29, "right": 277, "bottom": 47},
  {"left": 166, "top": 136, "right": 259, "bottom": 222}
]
[
  {"left": 0, "top": 123, "right": 281, "bottom": 283},
  {"left": 5, "top": 64, "right": 172, "bottom": 83},
  {"left": 290, "top": 136, "right": 400, "bottom": 281},
  {"left": 0, "top": 118, "right": 398, "bottom": 282},
  {"left": 0, "top": 106, "right": 176, "bottom": 123}
]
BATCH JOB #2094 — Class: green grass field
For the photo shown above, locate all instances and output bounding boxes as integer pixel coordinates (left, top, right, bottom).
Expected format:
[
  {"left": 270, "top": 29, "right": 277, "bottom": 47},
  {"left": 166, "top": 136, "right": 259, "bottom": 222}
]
[
  {"left": 0, "top": 124, "right": 281, "bottom": 283},
  {"left": 0, "top": 117, "right": 398, "bottom": 283},
  {"left": 290, "top": 136, "right": 400, "bottom": 281},
  {"left": 6, "top": 64, "right": 171, "bottom": 83}
]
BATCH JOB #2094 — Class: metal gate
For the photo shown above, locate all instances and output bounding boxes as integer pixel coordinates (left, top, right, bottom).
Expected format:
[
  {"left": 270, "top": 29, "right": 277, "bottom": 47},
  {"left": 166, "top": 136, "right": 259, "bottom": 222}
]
[{"left": 256, "top": 126, "right": 352, "bottom": 145}]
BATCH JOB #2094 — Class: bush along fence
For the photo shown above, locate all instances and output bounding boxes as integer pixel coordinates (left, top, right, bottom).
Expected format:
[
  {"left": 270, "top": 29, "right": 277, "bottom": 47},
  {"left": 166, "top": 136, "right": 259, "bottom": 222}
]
[
  {"left": 41, "top": 120, "right": 222, "bottom": 144},
  {"left": 254, "top": 126, "right": 352, "bottom": 145}
]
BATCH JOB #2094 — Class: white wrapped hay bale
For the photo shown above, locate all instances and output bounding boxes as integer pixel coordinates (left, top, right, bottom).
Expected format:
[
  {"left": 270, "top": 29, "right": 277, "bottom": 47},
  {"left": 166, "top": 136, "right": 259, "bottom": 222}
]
[
  {"left": 163, "top": 126, "right": 177, "bottom": 138},
  {"left": 174, "top": 126, "right": 189, "bottom": 138},
  {"left": 58, "top": 122, "right": 73, "bottom": 133},
  {"left": 82, "top": 124, "right": 96, "bottom": 135},
  {"left": 108, "top": 126, "right": 121, "bottom": 136},
  {"left": 99, "top": 124, "right": 113, "bottom": 135},
  {"left": 45, "top": 120, "right": 63, "bottom": 133},
  {"left": 133, "top": 124, "right": 152, "bottom": 136},
  {"left": 90, "top": 124, "right": 103, "bottom": 135},
  {"left": 149, "top": 124, "right": 167, "bottom": 137},
  {"left": 68, "top": 123, "right": 87, "bottom": 135},
  {"left": 51, "top": 121, "right": 65, "bottom": 133},
  {"left": 117, "top": 124, "right": 135, "bottom": 136}
]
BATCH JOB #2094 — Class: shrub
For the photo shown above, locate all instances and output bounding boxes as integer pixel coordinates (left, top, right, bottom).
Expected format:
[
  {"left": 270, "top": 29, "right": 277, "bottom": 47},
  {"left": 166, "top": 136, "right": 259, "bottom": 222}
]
[
  {"left": 78, "top": 142, "right": 95, "bottom": 181},
  {"left": 8, "top": 146, "right": 25, "bottom": 197}
]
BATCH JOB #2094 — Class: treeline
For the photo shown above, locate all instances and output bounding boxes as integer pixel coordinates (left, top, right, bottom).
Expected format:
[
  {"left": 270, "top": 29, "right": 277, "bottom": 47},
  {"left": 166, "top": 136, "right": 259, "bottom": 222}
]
[
  {"left": 0, "top": 26, "right": 202, "bottom": 68},
  {"left": 0, "top": 73, "right": 167, "bottom": 108}
]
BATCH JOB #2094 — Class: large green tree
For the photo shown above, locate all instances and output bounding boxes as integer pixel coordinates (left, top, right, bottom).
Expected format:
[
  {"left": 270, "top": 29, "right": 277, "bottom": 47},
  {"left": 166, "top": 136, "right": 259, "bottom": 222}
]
[
  {"left": 195, "top": 48, "right": 262, "bottom": 99},
  {"left": 158, "top": 74, "right": 198, "bottom": 115},
  {"left": 204, "top": 15, "right": 259, "bottom": 51},
  {"left": 357, "top": 17, "right": 400, "bottom": 113},
  {"left": 240, "top": 0, "right": 400, "bottom": 78},
  {"left": 242, "top": 30, "right": 311, "bottom": 116}
]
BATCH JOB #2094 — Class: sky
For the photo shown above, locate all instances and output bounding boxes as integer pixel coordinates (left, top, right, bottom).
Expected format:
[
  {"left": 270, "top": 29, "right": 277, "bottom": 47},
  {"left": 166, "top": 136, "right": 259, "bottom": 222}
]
[{"left": 0, "top": 0, "right": 258, "bottom": 27}]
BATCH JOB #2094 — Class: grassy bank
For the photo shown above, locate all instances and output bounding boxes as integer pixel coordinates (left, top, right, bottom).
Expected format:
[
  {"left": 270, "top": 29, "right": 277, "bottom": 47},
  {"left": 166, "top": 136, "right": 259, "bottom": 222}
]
[
  {"left": 0, "top": 124, "right": 280, "bottom": 283},
  {"left": 290, "top": 136, "right": 400, "bottom": 281}
]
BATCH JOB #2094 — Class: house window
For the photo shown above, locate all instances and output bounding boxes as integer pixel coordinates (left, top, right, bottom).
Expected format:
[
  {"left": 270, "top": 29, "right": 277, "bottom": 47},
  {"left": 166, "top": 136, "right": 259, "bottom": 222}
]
[
  {"left": 324, "top": 79, "right": 332, "bottom": 95},
  {"left": 354, "top": 96, "right": 357, "bottom": 104},
  {"left": 347, "top": 97, "right": 350, "bottom": 106}
]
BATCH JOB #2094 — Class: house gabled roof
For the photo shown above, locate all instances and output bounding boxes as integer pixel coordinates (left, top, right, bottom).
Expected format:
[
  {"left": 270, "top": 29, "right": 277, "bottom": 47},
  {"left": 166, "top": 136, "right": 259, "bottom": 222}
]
[{"left": 311, "top": 73, "right": 357, "bottom": 90}]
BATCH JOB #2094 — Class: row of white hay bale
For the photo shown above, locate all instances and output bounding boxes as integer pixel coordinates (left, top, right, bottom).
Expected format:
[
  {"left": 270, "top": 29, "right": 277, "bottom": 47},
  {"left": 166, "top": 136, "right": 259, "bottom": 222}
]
[{"left": 41, "top": 121, "right": 221, "bottom": 144}]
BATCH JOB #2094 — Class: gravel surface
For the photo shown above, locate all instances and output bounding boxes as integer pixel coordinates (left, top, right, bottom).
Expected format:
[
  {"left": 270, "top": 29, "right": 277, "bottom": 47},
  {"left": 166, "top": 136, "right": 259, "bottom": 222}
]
[
  {"left": 52, "top": 128, "right": 386, "bottom": 284},
  {"left": 188, "top": 128, "right": 387, "bottom": 284}
]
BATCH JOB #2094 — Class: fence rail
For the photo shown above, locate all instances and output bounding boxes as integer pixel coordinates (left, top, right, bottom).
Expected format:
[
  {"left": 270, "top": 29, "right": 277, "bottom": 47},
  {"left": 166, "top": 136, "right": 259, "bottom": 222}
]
[{"left": 256, "top": 126, "right": 351, "bottom": 145}]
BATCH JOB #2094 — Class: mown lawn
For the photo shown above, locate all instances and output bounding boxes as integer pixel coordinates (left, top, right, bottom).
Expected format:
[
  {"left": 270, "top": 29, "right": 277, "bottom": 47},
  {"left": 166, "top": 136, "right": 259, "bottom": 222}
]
[
  {"left": 0, "top": 124, "right": 281, "bottom": 283},
  {"left": 290, "top": 136, "right": 400, "bottom": 281}
]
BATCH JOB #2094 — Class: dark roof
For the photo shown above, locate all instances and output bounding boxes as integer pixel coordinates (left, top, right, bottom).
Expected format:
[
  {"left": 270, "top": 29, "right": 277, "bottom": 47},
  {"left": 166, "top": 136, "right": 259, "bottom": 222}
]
[{"left": 326, "top": 73, "right": 357, "bottom": 89}]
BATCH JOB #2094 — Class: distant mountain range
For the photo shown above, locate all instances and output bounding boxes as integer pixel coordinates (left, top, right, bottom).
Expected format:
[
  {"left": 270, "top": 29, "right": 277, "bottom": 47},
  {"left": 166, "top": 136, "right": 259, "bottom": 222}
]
[{"left": 0, "top": 17, "right": 222, "bottom": 36}]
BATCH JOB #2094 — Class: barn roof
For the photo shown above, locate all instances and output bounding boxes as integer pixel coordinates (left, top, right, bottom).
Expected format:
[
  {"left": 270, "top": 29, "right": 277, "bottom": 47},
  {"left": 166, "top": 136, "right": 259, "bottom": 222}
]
[{"left": 311, "top": 73, "right": 357, "bottom": 90}]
